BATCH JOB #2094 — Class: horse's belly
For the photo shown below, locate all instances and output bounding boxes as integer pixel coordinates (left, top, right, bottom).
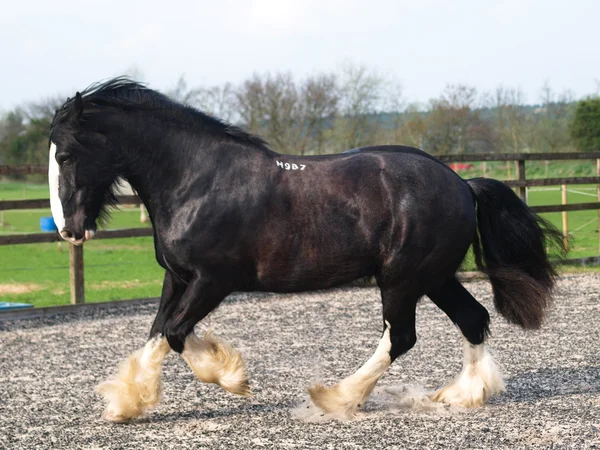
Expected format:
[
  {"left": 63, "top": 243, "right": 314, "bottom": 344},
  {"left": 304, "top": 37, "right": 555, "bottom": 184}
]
[
  {"left": 254, "top": 266, "right": 371, "bottom": 293},
  {"left": 253, "top": 244, "right": 374, "bottom": 293}
]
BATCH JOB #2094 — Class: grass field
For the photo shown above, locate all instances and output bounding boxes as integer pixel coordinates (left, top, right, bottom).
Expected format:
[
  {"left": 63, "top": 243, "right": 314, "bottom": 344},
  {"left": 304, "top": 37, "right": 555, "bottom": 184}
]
[
  {"left": 1, "top": 165, "right": 599, "bottom": 307},
  {"left": 0, "top": 180, "right": 161, "bottom": 307}
]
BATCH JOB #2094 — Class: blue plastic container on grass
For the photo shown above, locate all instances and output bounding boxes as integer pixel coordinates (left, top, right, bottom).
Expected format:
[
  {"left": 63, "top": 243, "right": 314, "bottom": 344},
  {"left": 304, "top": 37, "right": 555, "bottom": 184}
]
[
  {"left": 40, "top": 216, "right": 57, "bottom": 232},
  {"left": 0, "top": 302, "right": 33, "bottom": 311}
]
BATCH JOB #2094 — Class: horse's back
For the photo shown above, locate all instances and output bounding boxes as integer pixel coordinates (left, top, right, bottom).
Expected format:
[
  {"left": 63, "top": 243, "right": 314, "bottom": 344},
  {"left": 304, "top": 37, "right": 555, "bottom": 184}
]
[{"left": 336, "top": 145, "right": 471, "bottom": 212}]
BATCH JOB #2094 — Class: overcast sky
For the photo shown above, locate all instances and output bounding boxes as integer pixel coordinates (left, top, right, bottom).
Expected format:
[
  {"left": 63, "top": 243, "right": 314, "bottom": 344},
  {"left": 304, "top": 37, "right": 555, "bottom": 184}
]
[{"left": 1, "top": 0, "right": 598, "bottom": 111}]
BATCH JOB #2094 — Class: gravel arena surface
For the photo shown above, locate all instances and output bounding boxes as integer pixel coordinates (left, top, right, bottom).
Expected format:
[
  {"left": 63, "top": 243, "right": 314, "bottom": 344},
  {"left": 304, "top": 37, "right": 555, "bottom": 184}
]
[{"left": 1, "top": 273, "right": 599, "bottom": 449}]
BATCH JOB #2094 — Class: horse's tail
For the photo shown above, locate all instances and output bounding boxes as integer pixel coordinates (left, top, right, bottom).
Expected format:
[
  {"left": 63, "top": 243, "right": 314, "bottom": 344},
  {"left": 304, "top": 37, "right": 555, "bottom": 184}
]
[{"left": 466, "top": 177, "right": 564, "bottom": 329}]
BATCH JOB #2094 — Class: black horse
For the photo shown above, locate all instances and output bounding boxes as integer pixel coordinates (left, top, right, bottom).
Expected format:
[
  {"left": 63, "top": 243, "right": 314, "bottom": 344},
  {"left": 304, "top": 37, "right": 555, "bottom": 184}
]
[{"left": 48, "top": 78, "right": 563, "bottom": 422}]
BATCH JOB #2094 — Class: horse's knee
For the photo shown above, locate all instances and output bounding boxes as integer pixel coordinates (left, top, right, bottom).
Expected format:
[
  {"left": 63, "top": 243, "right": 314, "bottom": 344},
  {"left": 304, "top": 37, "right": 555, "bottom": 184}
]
[
  {"left": 163, "top": 321, "right": 192, "bottom": 353},
  {"left": 389, "top": 329, "right": 417, "bottom": 362},
  {"left": 165, "top": 335, "right": 184, "bottom": 353}
]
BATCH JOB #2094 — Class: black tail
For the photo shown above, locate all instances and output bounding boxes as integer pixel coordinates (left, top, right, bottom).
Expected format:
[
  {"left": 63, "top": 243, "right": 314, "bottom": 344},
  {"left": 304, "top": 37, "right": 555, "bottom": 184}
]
[{"left": 467, "top": 178, "right": 565, "bottom": 329}]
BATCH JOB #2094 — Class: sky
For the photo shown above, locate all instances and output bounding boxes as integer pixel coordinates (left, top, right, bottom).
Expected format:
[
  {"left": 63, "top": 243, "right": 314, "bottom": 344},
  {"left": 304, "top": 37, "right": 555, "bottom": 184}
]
[{"left": 1, "top": 0, "right": 598, "bottom": 111}]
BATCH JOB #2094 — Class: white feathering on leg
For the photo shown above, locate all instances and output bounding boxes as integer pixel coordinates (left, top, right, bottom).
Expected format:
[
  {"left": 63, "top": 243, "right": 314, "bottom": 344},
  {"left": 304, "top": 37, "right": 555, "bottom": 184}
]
[
  {"left": 430, "top": 338, "right": 505, "bottom": 408},
  {"left": 96, "top": 336, "right": 171, "bottom": 422},
  {"left": 182, "top": 331, "right": 251, "bottom": 396}
]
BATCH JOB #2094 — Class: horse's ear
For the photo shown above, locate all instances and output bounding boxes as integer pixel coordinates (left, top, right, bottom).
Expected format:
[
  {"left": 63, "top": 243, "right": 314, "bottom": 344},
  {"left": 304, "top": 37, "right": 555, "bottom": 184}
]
[{"left": 73, "top": 92, "right": 84, "bottom": 119}]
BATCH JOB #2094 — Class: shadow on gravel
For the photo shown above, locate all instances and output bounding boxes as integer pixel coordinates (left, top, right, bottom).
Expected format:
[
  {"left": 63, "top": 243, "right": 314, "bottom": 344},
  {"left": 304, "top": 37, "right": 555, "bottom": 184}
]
[
  {"left": 0, "top": 291, "right": 282, "bottom": 332},
  {"left": 0, "top": 302, "right": 159, "bottom": 331},
  {"left": 501, "top": 366, "right": 600, "bottom": 403},
  {"left": 143, "top": 401, "right": 296, "bottom": 423}
]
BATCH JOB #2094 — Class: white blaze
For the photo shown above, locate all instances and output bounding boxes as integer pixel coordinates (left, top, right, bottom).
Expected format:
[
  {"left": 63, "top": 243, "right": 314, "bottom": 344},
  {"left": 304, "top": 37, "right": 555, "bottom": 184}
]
[{"left": 48, "top": 142, "right": 66, "bottom": 231}]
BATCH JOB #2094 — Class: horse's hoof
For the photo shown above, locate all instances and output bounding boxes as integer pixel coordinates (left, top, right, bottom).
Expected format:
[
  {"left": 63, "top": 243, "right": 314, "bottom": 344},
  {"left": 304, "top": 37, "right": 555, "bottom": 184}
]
[{"left": 102, "top": 408, "right": 134, "bottom": 423}]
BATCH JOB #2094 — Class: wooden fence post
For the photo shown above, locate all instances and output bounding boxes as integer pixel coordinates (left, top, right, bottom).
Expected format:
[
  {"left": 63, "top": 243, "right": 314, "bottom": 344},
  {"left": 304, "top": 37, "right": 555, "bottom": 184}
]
[
  {"left": 69, "top": 243, "right": 85, "bottom": 304},
  {"left": 516, "top": 158, "right": 527, "bottom": 203},
  {"left": 562, "top": 184, "right": 569, "bottom": 252}
]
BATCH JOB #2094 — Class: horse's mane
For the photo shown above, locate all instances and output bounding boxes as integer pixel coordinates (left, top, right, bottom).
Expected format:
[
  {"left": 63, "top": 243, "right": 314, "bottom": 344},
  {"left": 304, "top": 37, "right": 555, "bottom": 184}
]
[{"left": 52, "top": 77, "right": 269, "bottom": 150}]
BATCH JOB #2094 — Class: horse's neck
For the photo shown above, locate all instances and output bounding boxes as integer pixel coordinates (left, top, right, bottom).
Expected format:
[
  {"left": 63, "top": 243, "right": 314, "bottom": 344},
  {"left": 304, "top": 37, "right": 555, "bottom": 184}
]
[
  {"left": 121, "top": 157, "right": 182, "bottom": 220},
  {"left": 123, "top": 172, "right": 157, "bottom": 217},
  {"left": 100, "top": 108, "right": 274, "bottom": 220},
  {"left": 118, "top": 138, "right": 189, "bottom": 219},
  {"left": 118, "top": 136, "right": 271, "bottom": 221}
]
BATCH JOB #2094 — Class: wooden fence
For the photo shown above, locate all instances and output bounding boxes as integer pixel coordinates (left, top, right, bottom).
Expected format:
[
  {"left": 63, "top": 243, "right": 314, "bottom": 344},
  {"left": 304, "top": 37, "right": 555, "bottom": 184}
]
[{"left": 2, "top": 151, "right": 600, "bottom": 305}]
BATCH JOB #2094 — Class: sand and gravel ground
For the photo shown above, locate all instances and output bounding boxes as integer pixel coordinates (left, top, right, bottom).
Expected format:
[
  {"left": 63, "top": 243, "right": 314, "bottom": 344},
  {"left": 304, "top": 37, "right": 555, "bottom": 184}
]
[{"left": 1, "top": 273, "right": 599, "bottom": 449}]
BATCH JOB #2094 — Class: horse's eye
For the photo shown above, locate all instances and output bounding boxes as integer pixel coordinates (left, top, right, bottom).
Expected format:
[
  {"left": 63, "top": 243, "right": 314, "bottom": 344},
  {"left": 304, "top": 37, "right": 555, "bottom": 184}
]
[{"left": 56, "top": 154, "right": 71, "bottom": 165}]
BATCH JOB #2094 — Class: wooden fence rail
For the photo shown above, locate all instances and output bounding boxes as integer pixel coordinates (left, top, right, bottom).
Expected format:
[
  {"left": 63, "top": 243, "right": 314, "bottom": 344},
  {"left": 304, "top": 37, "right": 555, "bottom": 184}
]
[
  {"left": 1, "top": 152, "right": 600, "bottom": 305},
  {"left": 436, "top": 152, "right": 600, "bottom": 162},
  {"left": 0, "top": 195, "right": 141, "bottom": 212},
  {"left": 0, "top": 227, "right": 153, "bottom": 245}
]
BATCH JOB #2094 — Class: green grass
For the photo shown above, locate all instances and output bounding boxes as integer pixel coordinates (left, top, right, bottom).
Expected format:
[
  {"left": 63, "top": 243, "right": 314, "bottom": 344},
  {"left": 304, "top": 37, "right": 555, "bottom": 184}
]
[
  {"left": 528, "top": 184, "right": 599, "bottom": 258},
  {"left": 455, "top": 160, "right": 600, "bottom": 258},
  {"left": 0, "top": 238, "right": 164, "bottom": 307},
  {"left": 1, "top": 181, "right": 161, "bottom": 307},
  {"left": 1, "top": 175, "right": 599, "bottom": 308},
  {"left": 0, "top": 180, "right": 50, "bottom": 200}
]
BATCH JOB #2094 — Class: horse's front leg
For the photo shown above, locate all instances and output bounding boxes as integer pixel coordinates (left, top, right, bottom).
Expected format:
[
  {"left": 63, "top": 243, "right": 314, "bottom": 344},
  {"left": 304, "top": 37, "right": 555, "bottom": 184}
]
[
  {"left": 96, "top": 271, "right": 183, "bottom": 422},
  {"left": 163, "top": 274, "right": 251, "bottom": 397},
  {"left": 96, "top": 272, "right": 249, "bottom": 422}
]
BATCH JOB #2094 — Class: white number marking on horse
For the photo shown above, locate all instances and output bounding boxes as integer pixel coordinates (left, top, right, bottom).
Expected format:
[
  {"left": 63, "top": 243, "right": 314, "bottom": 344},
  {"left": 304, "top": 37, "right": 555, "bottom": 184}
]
[{"left": 276, "top": 160, "right": 306, "bottom": 171}]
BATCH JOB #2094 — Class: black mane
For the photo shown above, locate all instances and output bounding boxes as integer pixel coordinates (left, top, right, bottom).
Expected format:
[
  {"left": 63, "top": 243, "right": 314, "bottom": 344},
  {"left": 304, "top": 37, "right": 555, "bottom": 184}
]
[{"left": 52, "top": 77, "right": 269, "bottom": 149}]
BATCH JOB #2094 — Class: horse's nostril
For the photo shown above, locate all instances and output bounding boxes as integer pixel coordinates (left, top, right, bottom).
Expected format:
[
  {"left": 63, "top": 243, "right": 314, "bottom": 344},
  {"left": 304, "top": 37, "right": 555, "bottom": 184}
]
[{"left": 60, "top": 229, "right": 73, "bottom": 239}]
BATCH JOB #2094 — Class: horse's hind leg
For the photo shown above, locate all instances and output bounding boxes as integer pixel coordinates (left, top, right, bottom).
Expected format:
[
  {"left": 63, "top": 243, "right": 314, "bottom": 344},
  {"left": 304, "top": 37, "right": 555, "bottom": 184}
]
[
  {"left": 427, "top": 277, "right": 505, "bottom": 407},
  {"left": 308, "top": 285, "right": 419, "bottom": 419},
  {"left": 96, "top": 272, "right": 183, "bottom": 422}
]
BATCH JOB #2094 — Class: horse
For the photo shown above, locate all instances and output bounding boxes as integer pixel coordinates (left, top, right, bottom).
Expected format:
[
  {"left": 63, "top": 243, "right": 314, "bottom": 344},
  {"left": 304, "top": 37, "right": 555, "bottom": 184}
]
[{"left": 48, "top": 78, "right": 563, "bottom": 422}]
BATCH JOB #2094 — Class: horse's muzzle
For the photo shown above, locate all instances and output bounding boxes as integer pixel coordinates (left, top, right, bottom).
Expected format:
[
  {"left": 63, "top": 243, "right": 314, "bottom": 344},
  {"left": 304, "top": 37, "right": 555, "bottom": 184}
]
[{"left": 60, "top": 229, "right": 86, "bottom": 246}]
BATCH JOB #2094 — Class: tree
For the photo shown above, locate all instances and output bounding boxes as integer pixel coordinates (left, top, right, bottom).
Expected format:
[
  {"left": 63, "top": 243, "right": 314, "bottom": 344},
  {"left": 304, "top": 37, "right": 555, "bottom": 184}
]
[
  {"left": 570, "top": 97, "right": 600, "bottom": 152},
  {"left": 330, "top": 64, "right": 388, "bottom": 151},
  {"left": 297, "top": 73, "right": 339, "bottom": 154},
  {"left": 380, "top": 103, "right": 426, "bottom": 149},
  {"left": 491, "top": 86, "right": 528, "bottom": 153},
  {"left": 235, "top": 72, "right": 301, "bottom": 153},
  {"left": 235, "top": 72, "right": 339, "bottom": 155},
  {"left": 533, "top": 81, "right": 575, "bottom": 153},
  {"left": 0, "top": 110, "right": 26, "bottom": 165},
  {"left": 166, "top": 76, "right": 203, "bottom": 105},
  {"left": 0, "top": 96, "right": 62, "bottom": 168},
  {"left": 192, "top": 83, "right": 236, "bottom": 123},
  {"left": 423, "top": 84, "right": 489, "bottom": 154}
]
